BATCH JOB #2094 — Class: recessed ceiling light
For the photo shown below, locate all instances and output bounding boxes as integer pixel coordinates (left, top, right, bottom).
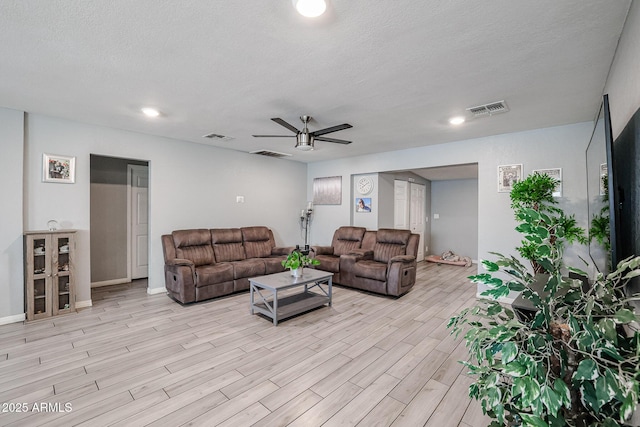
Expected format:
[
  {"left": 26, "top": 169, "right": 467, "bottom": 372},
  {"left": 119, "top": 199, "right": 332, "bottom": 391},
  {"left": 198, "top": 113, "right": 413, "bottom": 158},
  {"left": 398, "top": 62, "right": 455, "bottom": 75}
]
[
  {"left": 449, "top": 116, "right": 465, "bottom": 125},
  {"left": 141, "top": 107, "right": 160, "bottom": 118},
  {"left": 293, "top": 0, "right": 326, "bottom": 17}
]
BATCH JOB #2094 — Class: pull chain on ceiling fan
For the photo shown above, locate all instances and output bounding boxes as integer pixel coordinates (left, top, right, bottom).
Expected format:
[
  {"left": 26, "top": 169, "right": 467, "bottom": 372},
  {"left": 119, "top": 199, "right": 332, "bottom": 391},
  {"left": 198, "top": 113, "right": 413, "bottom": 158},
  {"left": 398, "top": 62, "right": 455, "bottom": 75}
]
[{"left": 252, "top": 115, "right": 353, "bottom": 151}]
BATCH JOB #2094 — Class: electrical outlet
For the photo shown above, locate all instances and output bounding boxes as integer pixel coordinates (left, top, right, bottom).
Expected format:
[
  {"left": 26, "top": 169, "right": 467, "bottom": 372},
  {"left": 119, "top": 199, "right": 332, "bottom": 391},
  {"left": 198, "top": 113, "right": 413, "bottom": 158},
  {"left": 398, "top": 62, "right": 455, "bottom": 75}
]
[
  {"left": 236, "top": 196, "right": 245, "bottom": 203},
  {"left": 434, "top": 213, "right": 439, "bottom": 219}
]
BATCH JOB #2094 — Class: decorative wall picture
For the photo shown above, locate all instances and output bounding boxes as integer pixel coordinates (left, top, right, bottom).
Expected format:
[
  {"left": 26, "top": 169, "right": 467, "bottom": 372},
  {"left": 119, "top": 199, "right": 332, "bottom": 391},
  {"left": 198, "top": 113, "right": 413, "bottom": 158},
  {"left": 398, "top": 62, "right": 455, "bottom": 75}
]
[
  {"left": 533, "top": 167, "right": 562, "bottom": 197},
  {"left": 497, "top": 164, "right": 522, "bottom": 193},
  {"left": 600, "top": 163, "right": 608, "bottom": 195},
  {"left": 313, "top": 176, "right": 342, "bottom": 205},
  {"left": 355, "top": 197, "right": 372, "bottom": 213},
  {"left": 43, "top": 153, "right": 76, "bottom": 183}
]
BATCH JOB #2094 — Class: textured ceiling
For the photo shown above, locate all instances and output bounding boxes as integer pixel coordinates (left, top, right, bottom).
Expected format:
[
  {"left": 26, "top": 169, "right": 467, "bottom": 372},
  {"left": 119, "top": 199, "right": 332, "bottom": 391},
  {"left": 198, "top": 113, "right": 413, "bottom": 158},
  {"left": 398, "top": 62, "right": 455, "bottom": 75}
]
[{"left": 0, "top": 1, "right": 630, "bottom": 163}]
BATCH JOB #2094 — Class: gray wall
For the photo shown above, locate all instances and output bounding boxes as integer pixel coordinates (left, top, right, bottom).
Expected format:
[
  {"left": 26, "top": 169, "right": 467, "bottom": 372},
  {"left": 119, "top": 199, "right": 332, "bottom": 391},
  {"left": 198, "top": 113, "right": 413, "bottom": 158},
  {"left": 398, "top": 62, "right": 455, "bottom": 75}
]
[
  {"left": 308, "top": 122, "right": 592, "bottom": 300},
  {"left": 605, "top": 0, "right": 640, "bottom": 139},
  {"left": 430, "top": 179, "right": 478, "bottom": 259},
  {"left": 377, "top": 173, "right": 396, "bottom": 229},
  {"left": 90, "top": 155, "right": 148, "bottom": 284},
  {"left": 0, "top": 108, "right": 24, "bottom": 322},
  {"left": 21, "top": 114, "right": 307, "bottom": 311}
]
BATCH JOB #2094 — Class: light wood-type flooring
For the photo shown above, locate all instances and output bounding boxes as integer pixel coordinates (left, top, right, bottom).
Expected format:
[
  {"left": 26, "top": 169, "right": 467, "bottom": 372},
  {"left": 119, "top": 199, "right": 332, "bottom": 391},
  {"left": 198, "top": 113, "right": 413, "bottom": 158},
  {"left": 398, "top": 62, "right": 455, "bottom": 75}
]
[{"left": 0, "top": 262, "right": 493, "bottom": 426}]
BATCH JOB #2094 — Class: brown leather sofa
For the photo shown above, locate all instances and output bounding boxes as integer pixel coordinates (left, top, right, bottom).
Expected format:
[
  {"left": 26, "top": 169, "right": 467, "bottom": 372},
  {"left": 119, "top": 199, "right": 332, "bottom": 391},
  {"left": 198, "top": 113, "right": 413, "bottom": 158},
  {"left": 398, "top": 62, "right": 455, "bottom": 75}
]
[
  {"left": 313, "top": 227, "right": 419, "bottom": 296},
  {"left": 161, "top": 226, "right": 293, "bottom": 303}
]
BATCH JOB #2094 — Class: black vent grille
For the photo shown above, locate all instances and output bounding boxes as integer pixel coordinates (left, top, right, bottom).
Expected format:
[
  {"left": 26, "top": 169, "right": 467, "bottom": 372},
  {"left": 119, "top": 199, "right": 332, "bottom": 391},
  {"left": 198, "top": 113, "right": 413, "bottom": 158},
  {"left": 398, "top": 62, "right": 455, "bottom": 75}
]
[
  {"left": 202, "top": 133, "right": 234, "bottom": 141},
  {"left": 466, "top": 100, "right": 509, "bottom": 117},
  {"left": 250, "top": 150, "right": 292, "bottom": 158}
]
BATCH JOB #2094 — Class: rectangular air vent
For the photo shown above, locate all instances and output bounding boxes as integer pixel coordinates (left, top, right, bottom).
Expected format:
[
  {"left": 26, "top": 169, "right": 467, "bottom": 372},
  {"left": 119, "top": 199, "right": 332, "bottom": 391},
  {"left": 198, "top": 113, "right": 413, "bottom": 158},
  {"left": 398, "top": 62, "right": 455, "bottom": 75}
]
[
  {"left": 202, "top": 133, "right": 234, "bottom": 141},
  {"left": 250, "top": 150, "right": 292, "bottom": 158},
  {"left": 466, "top": 100, "right": 509, "bottom": 117}
]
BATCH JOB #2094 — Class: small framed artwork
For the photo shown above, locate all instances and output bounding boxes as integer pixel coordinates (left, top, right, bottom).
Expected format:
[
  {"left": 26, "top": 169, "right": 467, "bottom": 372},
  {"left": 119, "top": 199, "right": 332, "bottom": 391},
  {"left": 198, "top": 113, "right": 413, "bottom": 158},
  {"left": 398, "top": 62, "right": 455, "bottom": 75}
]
[
  {"left": 355, "top": 197, "right": 372, "bottom": 213},
  {"left": 43, "top": 153, "right": 76, "bottom": 183},
  {"left": 313, "top": 176, "right": 342, "bottom": 205},
  {"left": 600, "top": 163, "right": 608, "bottom": 196},
  {"left": 497, "top": 164, "right": 522, "bottom": 193},
  {"left": 533, "top": 168, "right": 562, "bottom": 197}
]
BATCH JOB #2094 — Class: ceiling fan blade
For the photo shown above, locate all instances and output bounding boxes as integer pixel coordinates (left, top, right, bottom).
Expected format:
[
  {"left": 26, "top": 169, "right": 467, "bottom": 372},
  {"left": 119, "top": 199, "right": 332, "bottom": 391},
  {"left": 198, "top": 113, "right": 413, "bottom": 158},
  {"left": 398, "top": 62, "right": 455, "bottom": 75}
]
[
  {"left": 311, "top": 123, "right": 353, "bottom": 137},
  {"left": 315, "top": 136, "right": 352, "bottom": 144},
  {"left": 271, "top": 118, "right": 300, "bottom": 134},
  {"left": 252, "top": 135, "right": 296, "bottom": 138}
]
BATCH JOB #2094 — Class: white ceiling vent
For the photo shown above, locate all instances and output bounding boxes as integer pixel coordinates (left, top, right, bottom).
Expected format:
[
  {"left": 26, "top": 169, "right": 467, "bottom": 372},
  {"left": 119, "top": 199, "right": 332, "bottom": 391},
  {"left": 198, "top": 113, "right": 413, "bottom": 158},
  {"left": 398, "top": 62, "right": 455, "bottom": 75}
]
[
  {"left": 466, "top": 100, "right": 509, "bottom": 117},
  {"left": 202, "top": 133, "right": 234, "bottom": 141},
  {"left": 250, "top": 150, "right": 292, "bottom": 158}
]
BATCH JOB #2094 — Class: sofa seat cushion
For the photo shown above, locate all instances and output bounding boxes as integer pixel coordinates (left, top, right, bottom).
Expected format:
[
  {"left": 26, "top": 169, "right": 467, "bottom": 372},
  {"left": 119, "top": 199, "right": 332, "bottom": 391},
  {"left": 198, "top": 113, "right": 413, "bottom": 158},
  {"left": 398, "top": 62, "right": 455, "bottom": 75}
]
[
  {"left": 231, "top": 259, "right": 266, "bottom": 279},
  {"left": 195, "top": 263, "right": 234, "bottom": 287},
  {"left": 353, "top": 260, "right": 388, "bottom": 282},
  {"left": 314, "top": 254, "right": 340, "bottom": 273},
  {"left": 211, "top": 228, "right": 246, "bottom": 262}
]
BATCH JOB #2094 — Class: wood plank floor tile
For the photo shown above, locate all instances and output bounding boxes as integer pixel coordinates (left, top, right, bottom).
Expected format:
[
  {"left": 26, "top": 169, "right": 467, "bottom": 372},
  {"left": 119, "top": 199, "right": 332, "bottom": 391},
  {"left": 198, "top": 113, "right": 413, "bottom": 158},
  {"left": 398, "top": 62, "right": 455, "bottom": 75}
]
[{"left": 0, "top": 262, "right": 491, "bottom": 426}]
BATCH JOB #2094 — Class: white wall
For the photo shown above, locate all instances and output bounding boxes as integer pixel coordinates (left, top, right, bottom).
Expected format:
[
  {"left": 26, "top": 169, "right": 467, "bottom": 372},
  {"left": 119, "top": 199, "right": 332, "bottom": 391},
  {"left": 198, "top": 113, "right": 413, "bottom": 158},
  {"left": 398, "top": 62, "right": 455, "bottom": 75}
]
[
  {"left": 605, "top": 0, "right": 640, "bottom": 139},
  {"left": 431, "top": 179, "right": 478, "bottom": 259},
  {"left": 23, "top": 114, "right": 307, "bottom": 309},
  {"left": 308, "top": 122, "right": 593, "bottom": 296},
  {"left": 0, "top": 108, "right": 25, "bottom": 321}
]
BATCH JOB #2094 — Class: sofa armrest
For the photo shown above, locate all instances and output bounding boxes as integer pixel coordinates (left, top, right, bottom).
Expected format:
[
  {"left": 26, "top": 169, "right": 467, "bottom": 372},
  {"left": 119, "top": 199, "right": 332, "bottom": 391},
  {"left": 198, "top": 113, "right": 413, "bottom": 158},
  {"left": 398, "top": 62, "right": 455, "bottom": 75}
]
[
  {"left": 349, "top": 249, "right": 373, "bottom": 260},
  {"left": 166, "top": 258, "right": 195, "bottom": 267},
  {"left": 164, "top": 262, "right": 197, "bottom": 303},
  {"left": 386, "top": 256, "right": 417, "bottom": 296},
  {"left": 271, "top": 246, "right": 296, "bottom": 256},
  {"left": 311, "top": 246, "right": 334, "bottom": 256},
  {"left": 389, "top": 254, "right": 415, "bottom": 264}
]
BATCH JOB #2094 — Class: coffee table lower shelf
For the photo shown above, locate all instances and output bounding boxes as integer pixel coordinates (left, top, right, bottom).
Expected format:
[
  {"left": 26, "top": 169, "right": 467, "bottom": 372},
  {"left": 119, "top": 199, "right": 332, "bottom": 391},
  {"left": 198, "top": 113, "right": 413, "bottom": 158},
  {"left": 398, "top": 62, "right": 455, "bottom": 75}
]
[
  {"left": 252, "top": 292, "right": 330, "bottom": 325},
  {"left": 249, "top": 269, "right": 333, "bottom": 326}
]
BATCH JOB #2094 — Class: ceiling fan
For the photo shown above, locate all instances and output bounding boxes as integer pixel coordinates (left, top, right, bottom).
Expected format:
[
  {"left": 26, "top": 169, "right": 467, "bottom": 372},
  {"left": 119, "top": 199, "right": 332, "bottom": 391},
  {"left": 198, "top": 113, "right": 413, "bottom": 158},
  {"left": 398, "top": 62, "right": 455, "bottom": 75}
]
[{"left": 252, "top": 115, "right": 352, "bottom": 151}]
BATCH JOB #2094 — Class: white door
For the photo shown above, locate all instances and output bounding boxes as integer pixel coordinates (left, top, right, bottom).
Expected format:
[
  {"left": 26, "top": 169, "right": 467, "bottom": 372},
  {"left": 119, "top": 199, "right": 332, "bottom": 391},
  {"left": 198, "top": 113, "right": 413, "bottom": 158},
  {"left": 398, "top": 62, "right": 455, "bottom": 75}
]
[
  {"left": 129, "top": 165, "right": 149, "bottom": 279},
  {"left": 410, "top": 182, "right": 426, "bottom": 261},
  {"left": 394, "top": 180, "right": 410, "bottom": 229}
]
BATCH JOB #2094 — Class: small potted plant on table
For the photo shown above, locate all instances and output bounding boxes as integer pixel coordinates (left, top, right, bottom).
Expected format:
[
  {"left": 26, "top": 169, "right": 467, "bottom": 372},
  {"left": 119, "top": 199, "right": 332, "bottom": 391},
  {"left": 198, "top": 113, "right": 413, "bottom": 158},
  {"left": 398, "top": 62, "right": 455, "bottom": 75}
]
[{"left": 282, "top": 249, "right": 320, "bottom": 277}]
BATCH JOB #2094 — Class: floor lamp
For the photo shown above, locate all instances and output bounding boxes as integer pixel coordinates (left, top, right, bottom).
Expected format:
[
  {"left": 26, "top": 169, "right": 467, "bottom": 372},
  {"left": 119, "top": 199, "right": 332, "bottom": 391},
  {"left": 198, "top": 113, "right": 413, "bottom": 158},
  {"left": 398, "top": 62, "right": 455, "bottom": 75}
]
[{"left": 299, "top": 202, "right": 313, "bottom": 254}]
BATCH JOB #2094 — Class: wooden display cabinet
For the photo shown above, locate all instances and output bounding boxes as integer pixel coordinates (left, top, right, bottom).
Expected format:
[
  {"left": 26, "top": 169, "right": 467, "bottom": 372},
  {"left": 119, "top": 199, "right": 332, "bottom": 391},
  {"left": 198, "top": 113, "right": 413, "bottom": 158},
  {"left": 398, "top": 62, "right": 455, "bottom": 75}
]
[{"left": 24, "top": 230, "right": 76, "bottom": 321}]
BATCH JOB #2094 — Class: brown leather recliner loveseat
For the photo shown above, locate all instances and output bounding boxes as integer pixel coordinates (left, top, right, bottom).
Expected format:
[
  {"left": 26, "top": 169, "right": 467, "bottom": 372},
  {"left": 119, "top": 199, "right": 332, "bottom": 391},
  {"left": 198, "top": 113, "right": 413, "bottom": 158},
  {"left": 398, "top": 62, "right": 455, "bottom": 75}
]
[
  {"left": 313, "top": 227, "right": 419, "bottom": 296},
  {"left": 161, "top": 226, "right": 293, "bottom": 303}
]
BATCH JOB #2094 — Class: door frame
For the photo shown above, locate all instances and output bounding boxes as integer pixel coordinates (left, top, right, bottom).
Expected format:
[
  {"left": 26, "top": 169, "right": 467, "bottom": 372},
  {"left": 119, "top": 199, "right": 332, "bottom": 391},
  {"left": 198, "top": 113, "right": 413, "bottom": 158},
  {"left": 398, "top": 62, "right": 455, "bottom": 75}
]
[{"left": 127, "top": 164, "right": 149, "bottom": 281}]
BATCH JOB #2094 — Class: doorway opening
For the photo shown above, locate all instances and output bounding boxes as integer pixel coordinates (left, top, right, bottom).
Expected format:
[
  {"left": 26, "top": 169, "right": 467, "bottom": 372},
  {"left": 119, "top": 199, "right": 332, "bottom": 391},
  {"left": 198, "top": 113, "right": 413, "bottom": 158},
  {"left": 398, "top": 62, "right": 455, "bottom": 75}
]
[{"left": 89, "top": 155, "right": 149, "bottom": 287}]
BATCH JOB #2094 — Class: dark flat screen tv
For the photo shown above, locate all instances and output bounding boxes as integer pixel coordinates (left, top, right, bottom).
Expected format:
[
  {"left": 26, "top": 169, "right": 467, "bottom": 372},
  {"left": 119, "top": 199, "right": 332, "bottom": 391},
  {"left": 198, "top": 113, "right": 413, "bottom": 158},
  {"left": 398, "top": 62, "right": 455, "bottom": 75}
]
[{"left": 610, "top": 97, "right": 640, "bottom": 271}]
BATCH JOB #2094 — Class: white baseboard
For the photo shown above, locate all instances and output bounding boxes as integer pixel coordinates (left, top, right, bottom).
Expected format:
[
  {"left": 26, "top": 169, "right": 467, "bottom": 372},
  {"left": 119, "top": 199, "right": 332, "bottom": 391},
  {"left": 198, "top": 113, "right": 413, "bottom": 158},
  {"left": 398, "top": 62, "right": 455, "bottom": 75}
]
[
  {"left": 91, "top": 278, "right": 130, "bottom": 288},
  {"left": 147, "top": 286, "right": 167, "bottom": 295},
  {"left": 0, "top": 313, "right": 26, "bottom": 325},
  {"left": 76, "top": 300, "right": 93, "bottom": 309}
]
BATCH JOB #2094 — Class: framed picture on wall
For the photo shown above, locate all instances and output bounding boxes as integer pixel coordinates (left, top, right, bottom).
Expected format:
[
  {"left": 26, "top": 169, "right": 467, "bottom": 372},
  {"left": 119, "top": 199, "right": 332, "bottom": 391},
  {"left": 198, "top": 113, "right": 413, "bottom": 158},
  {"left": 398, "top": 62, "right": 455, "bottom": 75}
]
[
  {"left": 355, "top": 197, "right": 372, "bottom": 213},
  {"left": 497, "top": 164, "right": 522, "bottom": 193},
  {"left": 533, "top": 167, "right": 562, "bottom": 197},
  {"left": 313, "top": 176, "right": 342, "bottom": 205},
  {"left": 42, "top": 153, "right": 76, "bottom": 183}
]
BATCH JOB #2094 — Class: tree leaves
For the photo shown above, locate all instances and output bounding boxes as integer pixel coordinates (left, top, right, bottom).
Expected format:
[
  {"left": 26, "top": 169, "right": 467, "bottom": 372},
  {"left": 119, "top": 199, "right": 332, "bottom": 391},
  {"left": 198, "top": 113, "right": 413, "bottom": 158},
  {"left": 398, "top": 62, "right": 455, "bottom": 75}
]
[{"left": 573, "top": 359, "right": 599, "bottom": 381}]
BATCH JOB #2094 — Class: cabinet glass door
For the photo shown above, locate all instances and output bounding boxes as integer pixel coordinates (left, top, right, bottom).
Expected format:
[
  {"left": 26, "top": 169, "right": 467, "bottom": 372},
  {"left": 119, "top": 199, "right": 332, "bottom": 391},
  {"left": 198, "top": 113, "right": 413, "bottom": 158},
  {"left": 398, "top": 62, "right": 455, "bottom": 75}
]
[
  {"left": 28, "top": 235, "right": 52, "bottom": 319},
  {"left": 53, "top": 235, "right": 73, "bottom": 315}
]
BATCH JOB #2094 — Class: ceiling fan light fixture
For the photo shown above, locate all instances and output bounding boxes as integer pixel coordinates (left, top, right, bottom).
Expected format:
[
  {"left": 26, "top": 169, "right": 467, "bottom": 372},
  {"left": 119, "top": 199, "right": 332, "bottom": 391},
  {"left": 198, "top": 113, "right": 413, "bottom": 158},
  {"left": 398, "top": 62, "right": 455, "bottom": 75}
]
[
  {"left": 296, "top": 133, "right": 314, "bottom": 150},
  {"left": 293, "top": 0, "right": 326, "bottom": 17}
]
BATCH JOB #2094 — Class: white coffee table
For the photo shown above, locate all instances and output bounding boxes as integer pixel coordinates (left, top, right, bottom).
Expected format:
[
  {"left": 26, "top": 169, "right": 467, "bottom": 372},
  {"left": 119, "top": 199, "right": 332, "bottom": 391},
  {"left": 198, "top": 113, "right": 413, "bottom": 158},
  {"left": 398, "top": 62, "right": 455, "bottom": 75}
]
[{"left": 249, "top": 269, "right": 333, "bottom": 325}]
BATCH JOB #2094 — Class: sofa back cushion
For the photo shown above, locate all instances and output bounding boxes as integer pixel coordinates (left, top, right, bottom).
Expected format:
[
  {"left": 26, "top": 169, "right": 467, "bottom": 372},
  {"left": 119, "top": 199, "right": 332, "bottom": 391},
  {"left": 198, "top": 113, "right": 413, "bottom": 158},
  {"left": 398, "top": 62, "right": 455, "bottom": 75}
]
[
  {"left": 211, "top": 228, "right": 246, "bottom": 262},
  {"left": 172, "top": 229, "right": 215, "bottom": 266},
  {"left": 241, "top": 226, "right": 274, "bottom": 258},
  {"left": 373, "top": 229, "right": 411, "bottom": 263},
  {"left": 332, "top": 226, "right": 367, "bottom": 256}
]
